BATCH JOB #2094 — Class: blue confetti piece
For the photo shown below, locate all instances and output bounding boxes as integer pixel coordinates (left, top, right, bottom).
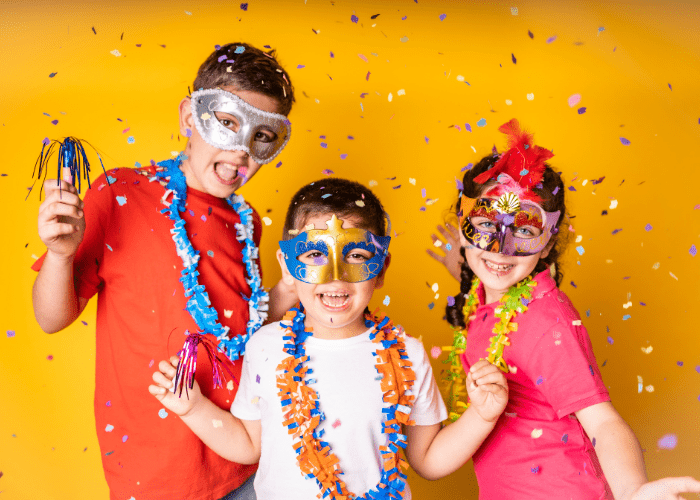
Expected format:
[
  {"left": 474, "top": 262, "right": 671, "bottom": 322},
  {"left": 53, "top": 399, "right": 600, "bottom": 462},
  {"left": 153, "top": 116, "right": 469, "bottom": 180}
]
[
  {"left": 158, "top": 408, "right": 168, "bottom": 419},
  {"left": 207, "top": 250, "right": 214, "bottom": 257},
  {"left": 477, "top": 118, "right": 487, "bottom": 127},
  {"left": 106, "top": 244, "right": 113, "bottom": 251},
  {"left": 439, "top": 13, "right": 446, "bottom": 21},
  {"left": 127, "top": 136, "right": 135, "bottom": 144},
  {"left": 586, "top": 309, "right": 590, "bottom": 317},
  {"left": 598, "top": 27, "right": 605, "bottom": 32},
  {"left": 428, "top": 302, "right": 435, "bottom": 310},
  {"left": 520, "top": 168, "right": 529, "bottom": 176},
  {"left": 531, "top": 466, "right": 540, "bottom": 474},
  {"left": 235, "top": 46, "right": 246, "bottom": 54},
  {"left": 105, "top": 424, "right": 114, "bottom": 432},
  {"left": 657, "top": 434, "right": 677, "bottom": 449},
  {"left": 351, "top": 14, "right": 358, "bottom": 23},
  {"left": 321, "top": 193, "right": 332, "bottom": 199},
  {"left": 116, "top": 196, "right": 127, "bottom": 206},
  {"left": 122, "top": 435, "right": 128, "bottom": 443},
  {"left": 578, "top": 107, "right": 587, "bottom": 114},
  {"left": 49, "top": 72, "right": 57, "bottom": 78},
  {"left": 7, "top": 330, "right": 15, "bottom": 338},
  {"left": 445, "top": 243, "right": 452, "bottom": 251},
  {"left": 620, "top": 137, "right": 631, "bottom": 146},
  {"left": 576, "top": 245, "right": 585, "bottom": 255},
  {"left": 690, "top": 244, "right": 697, "bottom": 257},
  {"left": 383, "top": 295, "right": 390, "bottom": 306},
  {"left": 622, "top": 314, "right": 631, "bottom": 321}
]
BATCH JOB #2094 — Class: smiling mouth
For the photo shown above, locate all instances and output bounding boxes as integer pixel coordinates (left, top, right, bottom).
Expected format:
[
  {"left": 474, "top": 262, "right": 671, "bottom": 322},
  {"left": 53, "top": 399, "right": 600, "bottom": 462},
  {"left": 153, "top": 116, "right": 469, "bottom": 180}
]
[
  {"left": 484, "top": 260, "right": 514, "bottom": 273},
  {"left": 319, "top": 292, "right": 350, "bottom": 308},
  {"left": 214, "top": 162, "right": 241, "bottom": 185}
]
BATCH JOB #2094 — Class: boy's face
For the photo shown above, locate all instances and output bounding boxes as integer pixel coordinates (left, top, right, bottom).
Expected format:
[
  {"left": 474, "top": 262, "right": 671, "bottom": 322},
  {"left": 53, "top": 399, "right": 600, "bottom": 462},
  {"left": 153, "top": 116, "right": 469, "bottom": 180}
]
[
  {"left": 276, "top": 213, "right": 389, "bottom": 339},
  {"left": 178, "top": 86, "right": 282, "bottom": 198}
]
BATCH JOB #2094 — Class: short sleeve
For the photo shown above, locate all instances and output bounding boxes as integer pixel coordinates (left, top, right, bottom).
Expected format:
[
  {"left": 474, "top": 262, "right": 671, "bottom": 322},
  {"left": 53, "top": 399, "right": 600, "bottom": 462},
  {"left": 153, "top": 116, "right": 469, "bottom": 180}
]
[
  {"left": 230, "top": 347, "right": 262, "bottom": 421},
  {"left": 31, "top": 173, "right": 114, "bottom": 300},
  {"left": 405, "top": 338, "right": 448, "bottom": 425},
  {"left": 526, "top": 319, "right": 610, "bottom": 419}
]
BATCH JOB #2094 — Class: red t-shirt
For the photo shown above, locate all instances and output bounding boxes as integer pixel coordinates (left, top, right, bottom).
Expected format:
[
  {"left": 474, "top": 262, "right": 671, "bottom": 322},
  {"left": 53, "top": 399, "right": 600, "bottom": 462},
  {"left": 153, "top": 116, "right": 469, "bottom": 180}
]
[
  {"left": 460, "top": 270, "right": 613, "bottom": 500},
  {"left": 33, "top": 166, "right": 260, "bottom": 500}
]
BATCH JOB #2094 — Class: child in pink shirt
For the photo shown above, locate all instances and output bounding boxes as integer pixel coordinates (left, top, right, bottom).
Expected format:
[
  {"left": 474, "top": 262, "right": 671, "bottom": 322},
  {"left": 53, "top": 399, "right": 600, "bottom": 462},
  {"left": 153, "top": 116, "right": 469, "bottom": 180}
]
[{"left": 435, "top": 119, "right": 700, "bottom": 500}]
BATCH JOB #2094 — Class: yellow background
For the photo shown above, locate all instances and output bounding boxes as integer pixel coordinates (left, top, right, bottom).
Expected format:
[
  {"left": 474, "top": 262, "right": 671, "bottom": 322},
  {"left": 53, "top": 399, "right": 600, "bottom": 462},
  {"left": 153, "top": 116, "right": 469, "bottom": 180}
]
[{"left": 1, "top": 0, "right": 699, "bottom": 498}]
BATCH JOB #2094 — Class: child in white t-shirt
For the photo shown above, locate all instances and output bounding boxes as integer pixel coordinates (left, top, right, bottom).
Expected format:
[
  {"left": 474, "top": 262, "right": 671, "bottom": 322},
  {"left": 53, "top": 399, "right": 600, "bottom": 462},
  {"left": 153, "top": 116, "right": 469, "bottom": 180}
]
[{"left": 150, "top": 178, "right": 509, "bottom": 499}]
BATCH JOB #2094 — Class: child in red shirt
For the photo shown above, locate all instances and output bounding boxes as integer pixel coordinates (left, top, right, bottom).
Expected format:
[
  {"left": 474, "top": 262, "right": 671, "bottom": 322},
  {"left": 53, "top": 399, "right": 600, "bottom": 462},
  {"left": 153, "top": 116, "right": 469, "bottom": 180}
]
[
  {"left": 437, "top": 119, "right": 700, "bottom": 500},
  {"left": 32, "top": 43, "right": 297, "bottom": 500}
]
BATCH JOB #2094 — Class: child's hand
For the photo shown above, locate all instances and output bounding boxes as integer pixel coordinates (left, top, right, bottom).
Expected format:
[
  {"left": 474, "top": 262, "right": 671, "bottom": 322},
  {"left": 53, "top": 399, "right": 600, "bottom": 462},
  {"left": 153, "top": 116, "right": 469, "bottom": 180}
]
[
  {"left": 629, "top": 476, "right": 700, "bottom": 500},
  {"left": 466, "top": 360, "right": 509, "bottom": 423},
  {"left": 148, "top": 356, "right": 202, "bottom": 417},
  {"left": 426, "top": 222, "right": 464, "bottom": 282},
  {"left": 38, "top": 167, "right": 85, "bottom": 259}
]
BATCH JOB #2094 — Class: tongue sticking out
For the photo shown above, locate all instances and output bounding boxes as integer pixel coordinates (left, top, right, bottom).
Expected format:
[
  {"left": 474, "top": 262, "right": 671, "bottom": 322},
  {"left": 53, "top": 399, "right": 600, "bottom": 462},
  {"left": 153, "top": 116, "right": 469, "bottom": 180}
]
[{"left": 215, "top": 163, "right": 238, "bottom": 182}]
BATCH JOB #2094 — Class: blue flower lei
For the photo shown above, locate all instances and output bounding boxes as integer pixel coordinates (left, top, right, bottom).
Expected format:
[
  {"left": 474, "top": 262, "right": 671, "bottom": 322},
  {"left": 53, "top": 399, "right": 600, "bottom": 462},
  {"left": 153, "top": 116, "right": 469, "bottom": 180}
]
[
  {"left": 277, "top": 304, "right": 415, "bottom": 500},
  {"left": 154, "top": 153, "right": 268, "bottom": 392}
]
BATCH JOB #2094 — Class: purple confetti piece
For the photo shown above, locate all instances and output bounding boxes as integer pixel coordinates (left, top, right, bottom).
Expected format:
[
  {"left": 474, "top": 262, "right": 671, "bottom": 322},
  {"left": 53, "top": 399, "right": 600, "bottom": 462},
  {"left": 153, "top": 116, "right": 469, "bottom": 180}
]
[
  {"left": 447, "top": 296, "right": 455, "bottom": 306},
  {"left": 275, "top": 161, "right": 282, "bottom": 168},
  {"left": 320, "top": 142, "right": 327, "bottom": 148},
  {"left": 106, "top": 401, "right": 111, "bottom": 406},
  {"left": 690, "top": 244, "right": 697, "bottom": 257},
  {"left": 218, "top": 55, "right": 227, "bottom": 63},
  {"left": 256, "top": 374, "right": 261, "bottom": 383},
  {"left": 639, "top": 302, "right": 646, "bottom": 306},
  {"left": 570, "top": 281, "right": 577, "bottom": 288},
  {"left": 578, "top": 107, "right": 587, "bottom": 114},
  {"left": 512, "top": 53, "right": 517, "bottom": 64},
  {"left": 531, "top": 466, "right": 540, "bottom": 474},
  {"left": 547, "top": 35, "right": 557, "bottom": 43},
  {"left": 592, "top": 437, "right": 596, "bottom": 447},
  {"left": 347, "top": 136, "right": 354, "bottom": 140},
  {"left": 421, "top": 188, "right": 426, "bottom": 198},
  {"left": 7, "top": 330, "right": 15, "bottom": 338},
  {"left": 42, "top": 137, "right": 50, "bottom": 146},
  {"left": 657, "top": 434, "right": 677, "bottom": 449},
  {"left": 351, "top": 14, "right": 358, "bottom": 23},
  {"left": 322, "top": 169, "right": 334, "bottom": 175},
  {"left": 51, "top": 120, "right": 58, "bottom": 125},
  {"left": 393, "top": 185, "right": 402, "bottom": 190},
  {"left": 536, "top": 376, "right": 544, "bottom": 386},
  {"left": 645, "top": 223, "right": 652, "bottom": 231},
  {"left": 607, "top": 336, "right": 614, "bottom": 344},
  {"left": 455, "top": 178, "right": 464, "bottom": 190},
  {"left": 439, "top": 13, "right": 446, "bottom": 21},
  {"left": 620, "top": 137, "right": 631, "bottom": 146},
  {"left": 552, "top": 186, "right": 560, "bottom": 195},
  {"left": 696, "top": 366, "right": 700, "bottom": 374},
  {"left": 612, "top": 228, "right": 623, "bottom": 235},
  {"left": 240, "top": 3, "right": 248, "bottom": 11},
  {"left": 668, "top": 83, "right": 672, "bottom": 91},
  {"left": 568, "top": 186, "right": 577, "bottom": 191},
  {"left": 424, "top": 136, "right": 429, "bottom": 144},
  {"left": 677, "top": 361, "right": 684, "bottom": 367},
  {"left": 297, "top": 64, "right": 305, "bottom": 69},
  {"left": 340, "top": 153, "right": 348, "bottom": 159},
  {"left": 330, "top": 51, "right": 334, "bottom": 58},
  {"left": 561, "top": 433, "right": 568, "bottom": 443},
  {"left": 49, "top": 72, "right": 57, "bottom": 78},
  {"left": 122, "top": 435, "right": 128, "bottom": 443}
]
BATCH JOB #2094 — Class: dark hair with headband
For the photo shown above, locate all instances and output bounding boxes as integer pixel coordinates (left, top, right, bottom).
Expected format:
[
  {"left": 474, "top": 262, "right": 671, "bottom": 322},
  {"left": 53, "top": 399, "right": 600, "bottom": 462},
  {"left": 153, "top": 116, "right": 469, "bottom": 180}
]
[
  {"left": 445, "top": 154, "right": 571, "bottom": 330},
  {"left": 194, "top": 43, "right": 295, "bottom": 116},
  {"left": 282, "top": 178, "right": 388, "bottom": 240}
]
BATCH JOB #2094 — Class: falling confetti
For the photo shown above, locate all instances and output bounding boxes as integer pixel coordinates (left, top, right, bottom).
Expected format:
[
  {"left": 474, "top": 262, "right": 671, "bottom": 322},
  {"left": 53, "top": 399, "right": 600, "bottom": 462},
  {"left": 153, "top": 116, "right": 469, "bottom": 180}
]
[
  {"left": 657, "top": 434, "right": 678, "bottom": 449},
  {"left": 158, "top": 408, "right": 168, "bottom": 419},
  {"left": 383, "top": 295, "right": 390, "bottom": 306},
  {"left": 430, "top": 346, "right": 441, "bottom": 359},
  {"left": 110, "top": 49, "right": 122, "bottom": 57},
  {"left": 690, "top": 245, "right": 697, "bottom": 257},
  {"left": 578, "top": 107, "right": 587, "bottom": 114},
  {"left": 531, "top": 428, "right": 543, "bottom": 439},
  {"left": 620, "top": 137, "right": 631, "bottom": 146},
  {"left": 568, "top": 94, "right": 582, "bottom": 107},
  {"left": 526, "top": 93, "right": 535, "bottom": 100},
  {"left": 6, "top": 330, "right": 15, "bottom": 338},
  {"left": 477, "top": 118, "right": 487, "bottom": 127},
  {"left": 439, "top": 13, "right": 446, "bottom": 21},
  {"left": 546, "top": 35, "right": 557, "bottom": 43}
]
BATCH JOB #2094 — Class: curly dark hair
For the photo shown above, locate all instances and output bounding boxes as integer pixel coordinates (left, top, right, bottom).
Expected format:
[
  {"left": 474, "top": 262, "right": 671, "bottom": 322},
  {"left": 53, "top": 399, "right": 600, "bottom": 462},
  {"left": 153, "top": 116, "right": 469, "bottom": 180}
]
[
  {"left": 445, "top": 155, "right": 571, "bottom": 329},
  {"left": 282, "top": 178, "right": 387, "bottom": 239},
  {"left": 193, "top": 42, "right": 295, "bottom": 115}
]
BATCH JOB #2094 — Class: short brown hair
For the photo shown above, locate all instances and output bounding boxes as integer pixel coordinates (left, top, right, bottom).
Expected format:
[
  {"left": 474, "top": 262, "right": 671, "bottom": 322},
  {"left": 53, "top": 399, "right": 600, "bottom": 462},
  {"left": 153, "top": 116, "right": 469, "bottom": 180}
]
[
  {"left": 282, "top": 178, "right": 387, "bottom": 239},
  {"left": 193, "top": 43, "right": 295, "bottom": 115}
]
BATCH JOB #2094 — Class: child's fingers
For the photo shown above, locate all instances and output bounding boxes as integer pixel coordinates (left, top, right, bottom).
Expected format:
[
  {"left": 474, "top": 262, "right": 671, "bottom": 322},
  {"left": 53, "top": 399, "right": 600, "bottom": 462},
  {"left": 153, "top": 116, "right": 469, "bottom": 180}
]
[
  {"left": 40, "top": 223, "right": 81, "bottom": 239},
  {"left": 148, "top": 383, "right": 168, "bottom": 397},
  {"left": 169, "top": 355, "right": 180, "bottom": 367},
  {"left": 152, "top": 370, "right": 174, "bottom": 389},
  {"left": 62, "top": 166, "right": 74, "bottom": 184},
  {"left": 44, "top": 178, "right": 79, "bottom": 197},
  {"left": 446, "top": 223, "right": 460, "bottom": 240},
  {"left": 41, "top": 199, "right": 84, "bottom": 221},
  {"left": 469, "top": 359, "right": 493, "bottom": 373},
  {"left": 426, "top": 248, "right": 445, "bottom": 263},
  {"left": 157, "top": 359, "right": 177, "bottom": 379},
  {"left": 472, "top": 371, "right": 507, "bottom": 387}
]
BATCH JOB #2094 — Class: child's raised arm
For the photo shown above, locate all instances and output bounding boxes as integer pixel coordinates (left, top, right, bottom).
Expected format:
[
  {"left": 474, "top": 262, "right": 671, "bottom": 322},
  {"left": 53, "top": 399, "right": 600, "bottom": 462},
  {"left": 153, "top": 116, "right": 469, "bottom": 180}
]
[
  {"left": 32, "top": 166, "right": 88, "bottom": 333},
  {"left": 576, "top": 403, "right": 700, "bottom": 500},
  {"left": 405, "top": 360, "right": 508, "bottom": 480},
  {"left": 149, "top": 356, "right": 261, "bottom": 465}
]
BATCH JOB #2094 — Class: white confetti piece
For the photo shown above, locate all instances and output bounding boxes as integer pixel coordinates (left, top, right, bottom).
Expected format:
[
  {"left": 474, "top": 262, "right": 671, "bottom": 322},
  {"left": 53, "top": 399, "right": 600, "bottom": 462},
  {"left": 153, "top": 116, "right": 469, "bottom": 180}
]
[
  {"left": 212, "top": 420, "right": 223, "bottom": 428},
  {"left": 433, "top": 240, "right": 443, "bottom": 248},
  {"left": 426, "top": 198, "right": 439, "bottom": 206},
  {"left": 652, "top": 262, "right": 660, "bottom": 270},
  {"left": 531, "top": 428, "right": 543, "bottom": 438},
  {"left": 623, "top": 301, "right": 632, "bottom": 309},
  {"left": 641, "top": 346, "right": 653, "bottom": 354},
  {"left": 575, "top": 235, "right": 583, "bottom": 243},
  {"left": 457, "top": 75, "right": 465, "bottom": 82},
  {"left": 505, "top": 99, "right": 513, "bottom": 105},
  {"left": 105, "top": 424, "right": 114, "bottom": 432},
  {"left": 201, "top": 112, "right": 211, "bottom": 120},
  {"left": 262, "top": 217, "right": 272, "bottom": 226},
  {"left": 526, "top": 93, "right": 534, "bottom": 100},
  {"left": 355, "top": 200, "right": 365, "bottom": 207},
  {"left": 388, "top": 93, "right": 393, "bottom": 102},
  {"left": 397, "top": 89, "right": 406, "bottom": 96},
  {"left": 609, "top": 199, "right": 618, "bottom": 209},
  {"left": 431, "top": 283, "right": 439, "bottom": 292},
  {"left": 110, "top": 49, "right": 122, "bottom": 57},
  {"left": 251, "top": 396, "right": 260, "bottom": 404},
  {"left": 408, "top": 178, "right": 416, "bottom": 185},
  {"left": 645, "top": 385, "right": 654, "bottom": 393},
  {"left": 669, "top": 272, "right": 678, "bottom": 281},
  {"left": 227, "top": 380, "right": 234, "bottom": 391},
  {"left": 637, "top": 375, "right": 643, "bottom": 393},
  {"left": 572, "top": 320, "right": 582, "bottom": 326},
  {"left": 224, "top": 309, "right": 233, "bottom": 318},
  {"left": 508, "top": 365, "right": 517, "bottom": 373},
  {"left": 369, "top": 180, "right": 378, "bottom": 187},
  {"left": 171, "top": 151, "right": 179, "bottom": 157}
]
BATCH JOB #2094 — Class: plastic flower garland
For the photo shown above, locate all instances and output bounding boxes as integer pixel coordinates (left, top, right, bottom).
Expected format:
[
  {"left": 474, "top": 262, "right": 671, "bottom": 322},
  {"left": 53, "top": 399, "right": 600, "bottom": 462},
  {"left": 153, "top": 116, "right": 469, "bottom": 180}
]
[
  {"left": 276, "top": 304, "right": 415, "bottom": 500},
  {"left": 138, "top": 154, "right": 268, "bottom": 396},
  {"left": 442, "top": 275, "right": 536, "bottom": 420}
]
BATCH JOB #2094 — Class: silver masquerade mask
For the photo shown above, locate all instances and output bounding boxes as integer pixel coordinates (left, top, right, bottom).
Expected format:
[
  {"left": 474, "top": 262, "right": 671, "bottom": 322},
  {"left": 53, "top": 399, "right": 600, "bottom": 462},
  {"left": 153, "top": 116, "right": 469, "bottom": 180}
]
[{"left": 190, "top": 88, "right": 291, "bottom": 165}]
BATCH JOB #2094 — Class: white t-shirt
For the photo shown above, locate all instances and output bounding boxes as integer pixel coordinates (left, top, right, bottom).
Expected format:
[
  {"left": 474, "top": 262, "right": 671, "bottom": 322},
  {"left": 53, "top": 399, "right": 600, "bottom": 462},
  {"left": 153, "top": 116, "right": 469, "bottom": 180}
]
[{"left": 231, "top": 321, "right": 447, "bottom": 500}]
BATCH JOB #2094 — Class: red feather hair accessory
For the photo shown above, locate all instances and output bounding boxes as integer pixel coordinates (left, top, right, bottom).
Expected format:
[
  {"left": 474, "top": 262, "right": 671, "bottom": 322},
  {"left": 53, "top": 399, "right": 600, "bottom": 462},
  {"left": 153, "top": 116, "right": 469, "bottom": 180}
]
[{"left": 473, "top": 119, "right": 553, "bottom": 201}]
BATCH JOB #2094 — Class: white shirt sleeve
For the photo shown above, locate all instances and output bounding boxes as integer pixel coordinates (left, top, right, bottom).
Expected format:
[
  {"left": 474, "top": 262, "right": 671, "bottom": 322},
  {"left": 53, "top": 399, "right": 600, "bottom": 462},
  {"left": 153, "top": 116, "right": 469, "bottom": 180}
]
[
  {"left": 404, "top": 336, "right": 448, "bottom": 425},
  {"left": 230, "top": 338, "right": 262, "bottom": 421}
]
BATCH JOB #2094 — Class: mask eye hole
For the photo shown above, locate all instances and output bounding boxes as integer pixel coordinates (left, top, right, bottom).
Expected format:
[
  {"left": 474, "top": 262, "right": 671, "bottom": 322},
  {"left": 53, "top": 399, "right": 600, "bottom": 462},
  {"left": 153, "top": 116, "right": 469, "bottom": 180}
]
[
  {"left": 469, "top": 216, "right": 497, "bottom": 233},
  {"left": 298, "top": 250, "right": 328, "bottom": 266},
  {"left": 214, "top": 112, "right": 240, "bottom": 132}
]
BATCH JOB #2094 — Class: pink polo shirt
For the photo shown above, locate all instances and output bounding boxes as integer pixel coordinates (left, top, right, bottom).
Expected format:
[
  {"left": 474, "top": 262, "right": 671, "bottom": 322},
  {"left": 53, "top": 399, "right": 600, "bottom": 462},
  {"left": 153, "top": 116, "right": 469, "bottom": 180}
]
[{"left": 461, "top": 270, "right": 613, "bottom": 500}]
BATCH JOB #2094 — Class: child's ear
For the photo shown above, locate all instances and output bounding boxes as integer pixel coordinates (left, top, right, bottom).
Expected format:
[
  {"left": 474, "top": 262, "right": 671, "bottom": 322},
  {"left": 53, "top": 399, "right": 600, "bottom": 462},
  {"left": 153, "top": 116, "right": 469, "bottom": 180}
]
[
  {"left": 178, "top": 97, "right": 194, "bottom": 139},
  {"left": 374, "top": 254, "right": 391, "bottom": 290},
  {"left": 276, "top": 248, "right": 296, "bottom": 286},
  {"left": 540, "top": 238, "right": 556, "bottom": 259}
]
